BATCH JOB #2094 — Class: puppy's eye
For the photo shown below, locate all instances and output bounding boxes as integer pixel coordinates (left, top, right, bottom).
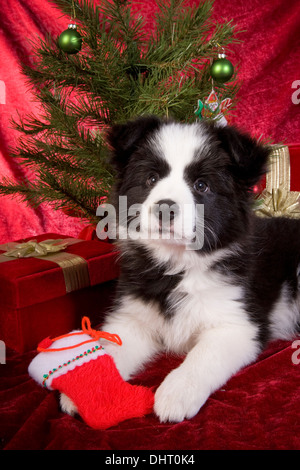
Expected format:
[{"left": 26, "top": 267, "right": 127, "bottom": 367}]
[
  {"left": 194, "top": 179, "right": 209, "bottom": 194},
  {"left": 146, "top": 173, "right": 159, "bottom": 187}
]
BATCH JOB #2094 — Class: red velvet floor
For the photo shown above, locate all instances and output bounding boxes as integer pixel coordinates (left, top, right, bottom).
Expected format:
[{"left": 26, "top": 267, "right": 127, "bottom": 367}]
[{"left": 1, "top": 339, "right": 299, "bottom": 450}]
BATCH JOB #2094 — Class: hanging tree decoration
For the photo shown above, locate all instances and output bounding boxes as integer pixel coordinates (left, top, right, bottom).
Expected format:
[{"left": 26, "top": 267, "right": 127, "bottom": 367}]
[
  {"left": 195, "top": 43, "right": 234, "bottom": 125},
  {"left": 58, "top": 0, "right": 82, "bottom": 55},
  {"left": 194, "top": 87, "right": 232, "bottom": 126},
  {"left": 210, "top": 44, "right": 234, "bottom": 84}
]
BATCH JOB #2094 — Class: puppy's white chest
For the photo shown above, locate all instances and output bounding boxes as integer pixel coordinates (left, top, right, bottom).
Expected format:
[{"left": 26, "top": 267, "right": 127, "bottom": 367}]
[{"left": 162, "top": 268, "right": 245, "bottom": 353}]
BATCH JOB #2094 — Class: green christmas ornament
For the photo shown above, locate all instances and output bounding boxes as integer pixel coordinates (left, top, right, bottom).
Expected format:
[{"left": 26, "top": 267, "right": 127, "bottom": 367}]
[
  {"left": 58, "top": 24, "right": 82, "bottom": 55},
  {"left": 210, "top": 53, "right": 234, "bottom": 83}
]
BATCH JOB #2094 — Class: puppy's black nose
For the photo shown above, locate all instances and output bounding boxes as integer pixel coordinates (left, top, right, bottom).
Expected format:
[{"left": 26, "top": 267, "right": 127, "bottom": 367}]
[{"left": 154, "top": 199, "right": 180, "bottom": 220}]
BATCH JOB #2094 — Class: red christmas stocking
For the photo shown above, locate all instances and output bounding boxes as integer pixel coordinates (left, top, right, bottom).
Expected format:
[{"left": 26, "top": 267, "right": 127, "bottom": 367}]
[{"left": 28, "top": 318, "right": 154, "bottom": 430}]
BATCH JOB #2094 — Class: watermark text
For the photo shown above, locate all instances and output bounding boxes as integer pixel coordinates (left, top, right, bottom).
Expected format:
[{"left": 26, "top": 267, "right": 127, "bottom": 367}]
[
  {"left": 96, "top": 197, "right": 205, "bottom": 250},
  {"left": 291, "top": 339, "right": 300, "bottom": 365},
  {"left": 0, "top": 340, "right": 6, "bottom": 364}
]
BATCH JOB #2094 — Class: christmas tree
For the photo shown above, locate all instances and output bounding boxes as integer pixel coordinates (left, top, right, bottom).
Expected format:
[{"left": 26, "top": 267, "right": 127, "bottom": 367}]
[{"left": 0, "top": 0, "right": 240, "bottom": 224}]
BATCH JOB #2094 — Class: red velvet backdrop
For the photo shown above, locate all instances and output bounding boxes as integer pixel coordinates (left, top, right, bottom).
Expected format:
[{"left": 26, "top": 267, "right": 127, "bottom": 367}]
[
  {"left": 0, "top": 0, "right": 299, "bottom": 244},
  {"left": 2, "top": 339, "right": 300, "bottom": 450}
]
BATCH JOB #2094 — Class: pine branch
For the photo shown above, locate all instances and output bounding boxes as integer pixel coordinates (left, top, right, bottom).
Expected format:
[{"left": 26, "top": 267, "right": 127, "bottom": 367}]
[
  {"left": 1, "top": 0, "right": 241, "bottom": 224},
  {"left": 0, "top": 174, "right": 106, "bottom": 223}
]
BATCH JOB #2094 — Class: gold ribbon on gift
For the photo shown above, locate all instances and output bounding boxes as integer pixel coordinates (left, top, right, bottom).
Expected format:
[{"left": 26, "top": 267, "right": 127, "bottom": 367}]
[
  {"left": 254, "top": 145, "right": 300, "bottom": 219},
  {"left": 0, "top": 238, "right": 90, "bottom": 293},
  {"left": 1, "top": 239, "right": 70, "bottom": 258}
]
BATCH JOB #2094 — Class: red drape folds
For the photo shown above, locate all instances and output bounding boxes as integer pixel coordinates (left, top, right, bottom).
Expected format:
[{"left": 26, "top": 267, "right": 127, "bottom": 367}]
[{"left": 0, "top": 0, "right": 299, "bottom": 243}]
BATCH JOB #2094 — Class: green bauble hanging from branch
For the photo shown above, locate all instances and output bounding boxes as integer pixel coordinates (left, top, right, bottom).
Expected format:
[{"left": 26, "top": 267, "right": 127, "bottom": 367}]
[
  {"left": 58, "top": 23, "right": 82, "bottom": 55},
  {"left": 210, "top": 52, "right": 234, "bottom": 83}
]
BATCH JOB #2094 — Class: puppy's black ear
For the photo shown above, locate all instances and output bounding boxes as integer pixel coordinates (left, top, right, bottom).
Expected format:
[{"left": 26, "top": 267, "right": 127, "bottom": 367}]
[
  {"left": 216, "top": 125, "right": 270, "bottom": 188},
  {"left": 107, "top": 115, "right": 162, "bottom": 174}
]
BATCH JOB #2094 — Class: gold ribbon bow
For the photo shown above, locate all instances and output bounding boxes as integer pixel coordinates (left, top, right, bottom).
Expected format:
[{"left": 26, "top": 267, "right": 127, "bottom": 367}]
[
  {"left": 254, "top": 188, "right": 300, "bottom": 218},
  {"left": 3, "top": 239, "right": 69, "bottom": 258},
  {"left": 254, "top": 145, "right": 300, "bottom": 219}
]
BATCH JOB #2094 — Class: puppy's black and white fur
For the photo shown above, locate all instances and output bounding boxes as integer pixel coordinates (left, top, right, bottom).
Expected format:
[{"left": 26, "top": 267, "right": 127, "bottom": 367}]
[{"left": 61, "top": 116, "right": 300, "bottom": 423}]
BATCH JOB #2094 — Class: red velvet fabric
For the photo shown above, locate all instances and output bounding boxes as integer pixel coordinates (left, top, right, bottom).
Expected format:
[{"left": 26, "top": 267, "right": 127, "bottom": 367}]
[
  {"left": 1, "top": 0, "right": 300, "bottom": 451},
  {"left": 1, "top": 339, "right": 299, "bottom": 450},
  {"left": 0, "top": 0, "right": 299, "bottom": 244},
  {"left": 0, "top": 233, "right": 119, "bottom": 352}
]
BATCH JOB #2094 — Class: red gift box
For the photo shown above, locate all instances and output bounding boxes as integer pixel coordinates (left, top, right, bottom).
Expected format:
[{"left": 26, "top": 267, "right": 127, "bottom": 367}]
[
  {"left": 289, "top": 144, "right": 300, "bottom": 190},
  {"left": 254, "top": 144, "right": 300, "bottom": 197},
  {"left": 0, "top": 233, "right": 119, "bottom": 353}
]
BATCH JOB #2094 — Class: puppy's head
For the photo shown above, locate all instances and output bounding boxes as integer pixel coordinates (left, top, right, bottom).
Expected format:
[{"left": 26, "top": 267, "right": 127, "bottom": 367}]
[{"left": 107, "top": 116, "right": 270, "bottom": 252}]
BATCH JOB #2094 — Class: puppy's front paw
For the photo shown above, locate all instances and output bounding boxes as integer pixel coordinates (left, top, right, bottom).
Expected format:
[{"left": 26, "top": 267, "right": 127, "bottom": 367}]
[
  {"left": 60, "top": 392, "right": 78, "bottom": 416},
  {"left": 154, "top": 369, "right": 207, "bottom": 423}
]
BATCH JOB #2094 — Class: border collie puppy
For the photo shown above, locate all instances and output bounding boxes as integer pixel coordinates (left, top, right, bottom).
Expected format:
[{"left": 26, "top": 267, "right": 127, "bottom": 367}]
[{"left": 62, "top": 116, "right": 300, "bottom": 423}]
